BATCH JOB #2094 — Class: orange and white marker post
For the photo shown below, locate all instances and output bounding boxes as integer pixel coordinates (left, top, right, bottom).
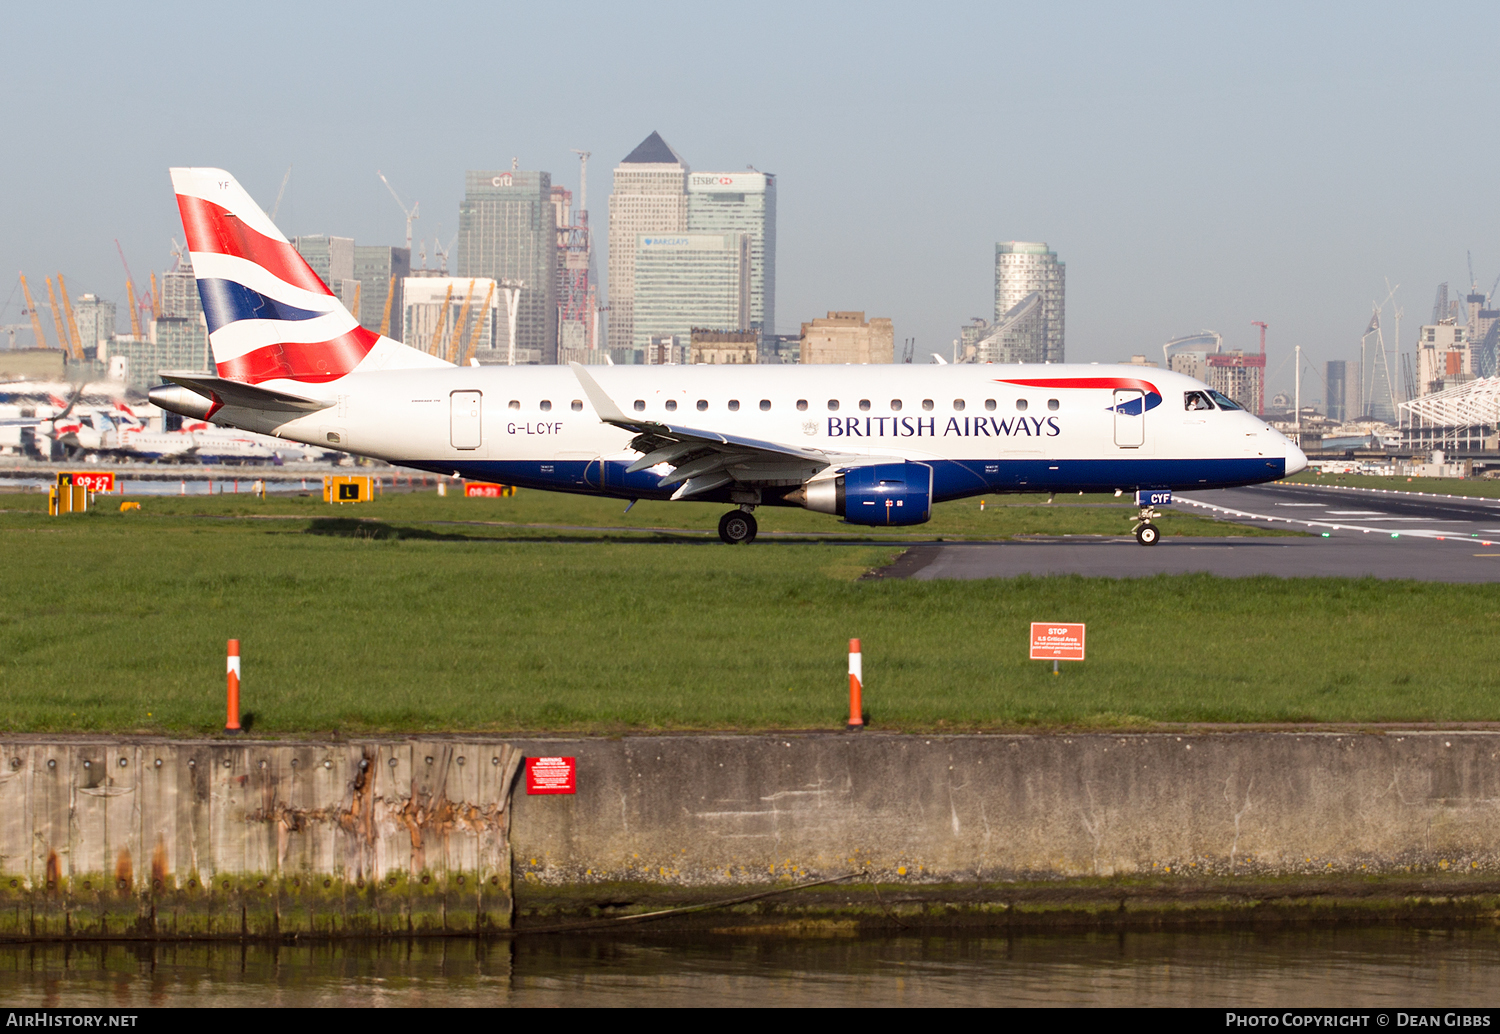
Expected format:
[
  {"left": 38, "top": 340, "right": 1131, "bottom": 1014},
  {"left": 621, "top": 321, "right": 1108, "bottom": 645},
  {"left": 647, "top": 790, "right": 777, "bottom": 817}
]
[
  {"left": 846, "top": 638, "right": 864, "bottom": 730},
  {"left": 225, "top": 639, "right": 242, "bottom": 734}
]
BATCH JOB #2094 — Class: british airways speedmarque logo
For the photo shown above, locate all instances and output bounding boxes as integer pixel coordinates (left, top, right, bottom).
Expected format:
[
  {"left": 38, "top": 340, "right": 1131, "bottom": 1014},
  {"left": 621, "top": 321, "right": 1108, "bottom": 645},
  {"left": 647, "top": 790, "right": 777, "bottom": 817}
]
[{"left": 995, "top": 377, "right": 1163, "bottom": 415}]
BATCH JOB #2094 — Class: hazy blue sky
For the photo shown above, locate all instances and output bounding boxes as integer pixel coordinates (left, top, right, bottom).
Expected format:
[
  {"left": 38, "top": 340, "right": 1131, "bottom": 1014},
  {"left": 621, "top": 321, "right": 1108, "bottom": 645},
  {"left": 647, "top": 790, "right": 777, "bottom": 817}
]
[{"left": 5, "top": 1, "right": 1500, "bottom": 400}]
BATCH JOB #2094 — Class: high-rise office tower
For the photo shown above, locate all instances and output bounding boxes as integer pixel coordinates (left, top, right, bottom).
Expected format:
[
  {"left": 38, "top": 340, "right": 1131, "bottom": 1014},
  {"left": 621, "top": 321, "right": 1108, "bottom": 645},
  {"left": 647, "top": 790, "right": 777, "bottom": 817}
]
[
  {"left": 353, "top": 246, "right": 411, "bottom": 340},
  {"left": 994, "top": 242, "right": 1065, "bottom": 363},
  {"left": 293, "top": 235, "right": 358, "bottom": 309},
  {"left": 976, "top": 292, "right": 1043, "bottom": 363},
  {"left": 608, "top": 132, "right": 687, "bottom": 355},
  {"left": 1326, "top": 361, "right": 1347, "bottom": 423},
  {"left": 155, "top": 253, "right": 210, "bottom": 373},
  {"left": 456, "top": 170, "right": 558, "bottom": 364},
  {"left": 72, "top": 295, "right": 115, "bottom": 358},
  {"left": 687, "top": 171, "right": 774, "bottom": 342},
  {"left": 632, "top": 233, "right": 750, "bottom": 354},
  {"left": 110, "top": 251, "right": 210, "bottom": 390}
]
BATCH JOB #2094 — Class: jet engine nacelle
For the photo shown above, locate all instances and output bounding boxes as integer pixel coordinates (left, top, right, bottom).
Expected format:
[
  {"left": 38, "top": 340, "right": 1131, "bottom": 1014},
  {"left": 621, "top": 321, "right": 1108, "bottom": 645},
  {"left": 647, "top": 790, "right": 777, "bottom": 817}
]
[
  {"left": 148, "top": 384, "right": 215, "bottom": 421},
  {"left": 789, "top": 462, "right": 933, "bottom": 526}
]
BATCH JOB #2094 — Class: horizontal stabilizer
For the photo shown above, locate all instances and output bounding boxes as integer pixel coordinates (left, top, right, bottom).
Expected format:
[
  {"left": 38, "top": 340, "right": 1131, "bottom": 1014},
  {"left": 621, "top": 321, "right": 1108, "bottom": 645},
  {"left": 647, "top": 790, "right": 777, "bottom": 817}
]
[{"left": 156, "top": 371, "right": 332, "bottom": 413}]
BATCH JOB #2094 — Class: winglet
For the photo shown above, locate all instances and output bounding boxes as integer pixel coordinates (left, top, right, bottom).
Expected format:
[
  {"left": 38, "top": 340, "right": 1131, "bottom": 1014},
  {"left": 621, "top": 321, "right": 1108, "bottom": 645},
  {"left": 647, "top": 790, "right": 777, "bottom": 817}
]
[{"left": 568, "top": 361, "right": 629, "bottom": 423}]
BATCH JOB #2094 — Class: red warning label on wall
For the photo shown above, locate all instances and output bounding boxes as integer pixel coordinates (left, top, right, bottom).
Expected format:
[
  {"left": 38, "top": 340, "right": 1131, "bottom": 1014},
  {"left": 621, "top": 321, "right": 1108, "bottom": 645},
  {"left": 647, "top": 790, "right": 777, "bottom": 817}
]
[{"left": 525, "top": 756, "right": 576, "bottom": 795}]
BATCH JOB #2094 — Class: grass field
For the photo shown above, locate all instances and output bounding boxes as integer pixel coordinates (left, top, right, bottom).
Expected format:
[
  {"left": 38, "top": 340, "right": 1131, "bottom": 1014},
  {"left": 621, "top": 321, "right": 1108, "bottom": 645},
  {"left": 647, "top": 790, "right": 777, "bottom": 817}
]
[
  {"left": 1289, "top": 470, "right": 1500, "bottom": 499},
  {"left": 0, "top": 482, "right": 1290, "bottom": 541},
  {"left": 1, "top": 488, "right": 1496, "bottom": 735}
]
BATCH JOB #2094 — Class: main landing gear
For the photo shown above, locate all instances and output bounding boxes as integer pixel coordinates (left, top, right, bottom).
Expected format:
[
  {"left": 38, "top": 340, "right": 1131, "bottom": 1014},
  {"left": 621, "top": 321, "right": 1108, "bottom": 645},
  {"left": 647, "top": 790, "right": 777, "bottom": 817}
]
[
  {"left": 718, "top": 508, "right": 758, "bottom": 545},
  {"left": 1131, "top": 503, "right": 1161, "bottom": 546}
]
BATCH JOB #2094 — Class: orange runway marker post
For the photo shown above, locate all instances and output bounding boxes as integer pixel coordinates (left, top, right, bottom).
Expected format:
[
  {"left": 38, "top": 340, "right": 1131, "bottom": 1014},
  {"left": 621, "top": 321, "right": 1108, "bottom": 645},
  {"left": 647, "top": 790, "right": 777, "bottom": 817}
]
[
  {"left": 225, "top": 639, "right": 242, "bottom": 735},
  {"left": 846, "top": 638, "right": 864, "bottom": 730}
]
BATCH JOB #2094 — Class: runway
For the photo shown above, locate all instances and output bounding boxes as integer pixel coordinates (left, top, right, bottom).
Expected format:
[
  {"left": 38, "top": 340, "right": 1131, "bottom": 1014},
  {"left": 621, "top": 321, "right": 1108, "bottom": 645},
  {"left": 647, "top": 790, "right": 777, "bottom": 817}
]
[{"left": 884, "top": 482, "right": 1500, "bottom": 582}]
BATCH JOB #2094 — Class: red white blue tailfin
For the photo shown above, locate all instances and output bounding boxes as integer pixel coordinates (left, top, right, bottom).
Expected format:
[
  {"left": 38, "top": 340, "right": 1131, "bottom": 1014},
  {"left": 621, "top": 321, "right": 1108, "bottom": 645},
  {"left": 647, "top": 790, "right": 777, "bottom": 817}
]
[{"left": 169, "top": 168, "right": 449, "bottom": 386}]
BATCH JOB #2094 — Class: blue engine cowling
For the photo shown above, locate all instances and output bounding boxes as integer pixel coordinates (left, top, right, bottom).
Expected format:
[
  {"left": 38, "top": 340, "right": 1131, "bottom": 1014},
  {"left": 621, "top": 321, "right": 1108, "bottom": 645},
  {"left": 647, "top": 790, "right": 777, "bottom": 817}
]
[{"left": 839, "top": 462, "right": 934, "bottom": 526}]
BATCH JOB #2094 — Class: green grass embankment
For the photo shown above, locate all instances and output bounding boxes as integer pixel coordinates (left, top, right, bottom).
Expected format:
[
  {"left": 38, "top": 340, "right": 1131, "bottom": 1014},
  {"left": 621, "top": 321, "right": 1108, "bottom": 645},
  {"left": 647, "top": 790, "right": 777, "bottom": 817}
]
[
  {"left": 1289, "top": 471, "right": 1500, "bottom": 499},
  {"left": 0, "top": 492, "right": 1493, "bottom": 735},
  {"left": 0, "top": 484, "right": 1288, "bottom": 540}
]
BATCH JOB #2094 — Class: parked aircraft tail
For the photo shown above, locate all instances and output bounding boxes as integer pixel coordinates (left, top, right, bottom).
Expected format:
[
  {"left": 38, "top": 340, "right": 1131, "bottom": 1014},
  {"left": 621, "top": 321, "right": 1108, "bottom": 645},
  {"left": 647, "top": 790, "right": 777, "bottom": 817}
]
[{"left": 167, "top": 168, "right": 448, "bottom": 387}]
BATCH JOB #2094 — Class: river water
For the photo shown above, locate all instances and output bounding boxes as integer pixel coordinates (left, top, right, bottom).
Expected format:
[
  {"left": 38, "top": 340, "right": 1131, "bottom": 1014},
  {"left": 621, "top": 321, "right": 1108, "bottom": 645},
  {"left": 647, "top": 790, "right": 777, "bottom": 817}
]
[{"left": 1, "top": 928, "right": 1496, "bottom": 1007}]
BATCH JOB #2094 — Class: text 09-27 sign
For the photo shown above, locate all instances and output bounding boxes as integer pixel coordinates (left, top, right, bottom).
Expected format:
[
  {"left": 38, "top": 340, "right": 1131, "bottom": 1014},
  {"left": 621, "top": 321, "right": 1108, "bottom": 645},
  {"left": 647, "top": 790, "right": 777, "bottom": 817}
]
[
  {"left": 525, "top": 756, "right": 576, "bottom": 795},
  {"left": 59, "top": 471, "right": 115, "bottom": 492},
  {"left": 1030, "top": 623, "right": 1086, "bottom": 661}
]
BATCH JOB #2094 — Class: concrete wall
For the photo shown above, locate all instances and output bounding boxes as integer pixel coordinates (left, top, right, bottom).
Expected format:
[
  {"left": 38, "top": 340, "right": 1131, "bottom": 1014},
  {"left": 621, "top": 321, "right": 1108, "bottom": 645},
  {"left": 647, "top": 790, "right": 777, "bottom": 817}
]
[
  {"left": 1, "top": 731, "right": 1497, "bottom": 938},
  {"left": 507, "top": 732, "right": 1500, "bottom": 885},
  {"left": 0, "top": 739, "right": 522, "bottom": 938}
]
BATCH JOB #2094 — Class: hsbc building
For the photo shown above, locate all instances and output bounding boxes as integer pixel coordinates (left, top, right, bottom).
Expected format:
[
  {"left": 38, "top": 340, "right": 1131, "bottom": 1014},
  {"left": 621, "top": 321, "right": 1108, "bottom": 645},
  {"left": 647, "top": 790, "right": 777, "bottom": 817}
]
[{"left": 687, "top": 171, "right": 775, "bottom": 346}]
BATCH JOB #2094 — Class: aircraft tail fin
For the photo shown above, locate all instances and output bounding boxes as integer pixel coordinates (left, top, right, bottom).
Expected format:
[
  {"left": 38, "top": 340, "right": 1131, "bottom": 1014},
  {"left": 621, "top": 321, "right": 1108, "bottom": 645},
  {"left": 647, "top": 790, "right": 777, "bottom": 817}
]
[{"left": 168, "top": 167, "right": 449, "bottom": 387}]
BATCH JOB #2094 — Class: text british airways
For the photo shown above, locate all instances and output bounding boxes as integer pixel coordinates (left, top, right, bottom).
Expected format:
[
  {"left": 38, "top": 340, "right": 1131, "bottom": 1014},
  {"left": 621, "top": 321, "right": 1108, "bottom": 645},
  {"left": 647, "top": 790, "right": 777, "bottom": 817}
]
[{"left": 826, "top": 416, "right": 1061, "bottom": 437}]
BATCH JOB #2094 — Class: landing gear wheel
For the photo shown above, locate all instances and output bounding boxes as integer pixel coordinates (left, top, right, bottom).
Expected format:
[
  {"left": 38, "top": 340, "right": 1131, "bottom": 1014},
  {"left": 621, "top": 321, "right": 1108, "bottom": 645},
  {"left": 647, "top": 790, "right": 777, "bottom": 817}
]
[
  {"left": 718, "top": 510, "right": 758, "bottom": 545},
  {"left": 1135, "top": 522, "right": 1160, "bottom": 546}
]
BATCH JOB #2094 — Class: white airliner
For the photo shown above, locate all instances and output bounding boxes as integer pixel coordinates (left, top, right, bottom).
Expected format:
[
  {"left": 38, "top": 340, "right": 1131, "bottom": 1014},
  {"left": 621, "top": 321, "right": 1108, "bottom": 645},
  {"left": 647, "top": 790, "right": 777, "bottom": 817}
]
[{"left": 149, "top": 168, "right": 1307, "bottom": 545}]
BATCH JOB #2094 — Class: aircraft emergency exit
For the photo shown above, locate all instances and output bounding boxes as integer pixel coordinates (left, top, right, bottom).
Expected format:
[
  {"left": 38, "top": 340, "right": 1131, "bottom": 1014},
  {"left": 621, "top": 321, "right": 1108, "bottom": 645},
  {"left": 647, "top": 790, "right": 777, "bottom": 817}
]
[{"left": 150, "top": 168, "right": 1307, "bottom": 545}]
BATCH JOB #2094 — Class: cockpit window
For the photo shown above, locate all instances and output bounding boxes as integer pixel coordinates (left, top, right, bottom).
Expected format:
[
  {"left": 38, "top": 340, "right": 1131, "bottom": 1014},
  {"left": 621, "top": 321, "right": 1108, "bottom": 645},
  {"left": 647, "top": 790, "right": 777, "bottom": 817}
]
[
  {"left": 1207, "top": 390, "right": 1242, "bottom": 411},
  {"left": 1184, "top": 391, "right": 1214, "bottom": 411}
]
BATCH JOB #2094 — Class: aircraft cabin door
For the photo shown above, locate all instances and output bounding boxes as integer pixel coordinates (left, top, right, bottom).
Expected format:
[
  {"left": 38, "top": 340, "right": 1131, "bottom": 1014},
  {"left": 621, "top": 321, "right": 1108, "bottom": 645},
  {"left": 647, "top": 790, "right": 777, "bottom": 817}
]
[
  {"left": 1113, "top": 389, "right": 1145, "bottom": 448},
  {"left": 450, "top": 390, "right": 483, "bottom": 450}
]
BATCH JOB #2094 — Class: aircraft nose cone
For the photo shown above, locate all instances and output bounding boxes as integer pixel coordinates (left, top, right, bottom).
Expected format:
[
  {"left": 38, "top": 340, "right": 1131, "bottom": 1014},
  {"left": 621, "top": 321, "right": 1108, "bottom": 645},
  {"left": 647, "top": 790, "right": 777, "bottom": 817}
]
[{"left": 1285, "top": 439, "right": 1308, "bottom": 476}]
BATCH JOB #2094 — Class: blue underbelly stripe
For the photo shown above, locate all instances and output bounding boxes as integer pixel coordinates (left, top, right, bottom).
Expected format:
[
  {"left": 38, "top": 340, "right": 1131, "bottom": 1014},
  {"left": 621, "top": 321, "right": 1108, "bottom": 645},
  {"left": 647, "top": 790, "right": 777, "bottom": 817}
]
[{"left": 412, "top": 456, "right": 1287, "bottom": 503}]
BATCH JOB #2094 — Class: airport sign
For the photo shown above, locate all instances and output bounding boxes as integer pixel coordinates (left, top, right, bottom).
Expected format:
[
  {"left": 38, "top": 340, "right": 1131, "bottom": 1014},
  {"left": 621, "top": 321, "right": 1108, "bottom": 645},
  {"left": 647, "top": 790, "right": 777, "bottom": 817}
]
[
  {"left": 526, "top": 756, "right": 577, "bottom": 795},
  {"left": 464, "top": 482, "right": 515, "bottom": 498},
  {"left": 60, "top": 471, "right": 115, "bottom": 492},
  {"left": 1030, "top": 623, "right": 1085, "bottom": 661}
]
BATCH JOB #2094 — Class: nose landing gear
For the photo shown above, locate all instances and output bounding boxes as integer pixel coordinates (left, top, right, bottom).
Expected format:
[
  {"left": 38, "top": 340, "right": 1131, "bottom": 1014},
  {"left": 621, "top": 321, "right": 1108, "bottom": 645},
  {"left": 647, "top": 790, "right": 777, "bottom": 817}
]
[
  {"left": 1130, "top": 502, "right": 1161, "bottom": 546},
  {"left": 718, "top": 508, "right": 758, "bottom": 545}
]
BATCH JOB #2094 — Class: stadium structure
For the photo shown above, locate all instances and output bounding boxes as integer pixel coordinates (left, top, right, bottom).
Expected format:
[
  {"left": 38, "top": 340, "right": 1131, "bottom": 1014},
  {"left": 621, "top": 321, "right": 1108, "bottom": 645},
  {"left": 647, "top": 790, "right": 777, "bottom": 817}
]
[{"left": 1399, "top": 376, "right": 1500, "bottom": 452}]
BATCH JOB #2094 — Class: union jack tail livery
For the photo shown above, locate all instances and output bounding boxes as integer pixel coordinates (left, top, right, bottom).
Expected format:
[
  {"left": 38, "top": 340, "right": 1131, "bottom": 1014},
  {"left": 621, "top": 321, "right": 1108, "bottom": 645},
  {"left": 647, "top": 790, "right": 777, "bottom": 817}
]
[{"left": 168, "top": 168, "right": 447, "bottom": 388}]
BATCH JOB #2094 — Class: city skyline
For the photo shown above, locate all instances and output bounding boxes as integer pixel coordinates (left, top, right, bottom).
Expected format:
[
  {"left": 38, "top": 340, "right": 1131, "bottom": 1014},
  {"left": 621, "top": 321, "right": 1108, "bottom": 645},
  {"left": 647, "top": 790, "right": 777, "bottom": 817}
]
[{"left": 6, "top": 2, "right": 1500, "bottom": 399}]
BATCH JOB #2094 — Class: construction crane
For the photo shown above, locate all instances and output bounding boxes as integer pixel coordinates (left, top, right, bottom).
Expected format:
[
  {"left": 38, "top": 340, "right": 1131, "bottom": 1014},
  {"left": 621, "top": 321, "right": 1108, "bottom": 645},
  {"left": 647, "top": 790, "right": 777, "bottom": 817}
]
[
  {"left": 56, "top": 274, "right": 82, "bottom": 359},
  {"left": 149, "top": 272, "right": 160, "bottom": 319},
  {"left": 429, "top": 282, "right": 454, "bottom": 356},
  {"left": 44, "top": 278, "right": 69, "bottom": 354},
  {"left": 270, "top": 164, "right": 292, "bottom": 222},
  {"left": 379, "top": 275, "right": 396, "bottom": 337},
  {"left": 349, "top": 281, "right": 361, "bottom": 325},
  {"left": 1251, "top": 321, "right": 1268, "bottom": 417},
  {"left": 18, "top": 274, "right": 49, "bottom": 349},
  {"left": 377, "top": 170, "right": 418, "bottom": 252},
  {"left": 461, "top": 281, "right": 496, "bottom": 366},
  {"left": 114, "top": 241, "right": 142, "bottom": 338},
  {"left": 433, "top": 232, "right": 456, "bottom": 275},
  {"left": 447, "top": 279, "right": 477, "bottom": 363}
]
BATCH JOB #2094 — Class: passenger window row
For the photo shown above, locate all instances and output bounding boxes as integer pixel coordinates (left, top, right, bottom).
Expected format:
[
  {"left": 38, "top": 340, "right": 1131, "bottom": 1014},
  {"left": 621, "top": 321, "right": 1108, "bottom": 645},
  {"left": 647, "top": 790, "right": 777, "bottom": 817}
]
[
  {"left": 503, "top": 397, "right": 1063, "bottom": 413},
  {"left": 623, "top": 398, "right": 1061, "bottom": 413}
]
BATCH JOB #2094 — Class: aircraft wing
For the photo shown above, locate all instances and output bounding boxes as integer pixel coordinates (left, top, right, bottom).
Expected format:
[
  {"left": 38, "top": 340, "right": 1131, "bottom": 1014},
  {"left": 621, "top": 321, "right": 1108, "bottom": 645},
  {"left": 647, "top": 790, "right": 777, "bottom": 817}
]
[
  {"left": 157, "top": 372, "right": 333, "bottom": 414},
  {"left": 571, "top": 362, "right": 879, "bottom": 499}
]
